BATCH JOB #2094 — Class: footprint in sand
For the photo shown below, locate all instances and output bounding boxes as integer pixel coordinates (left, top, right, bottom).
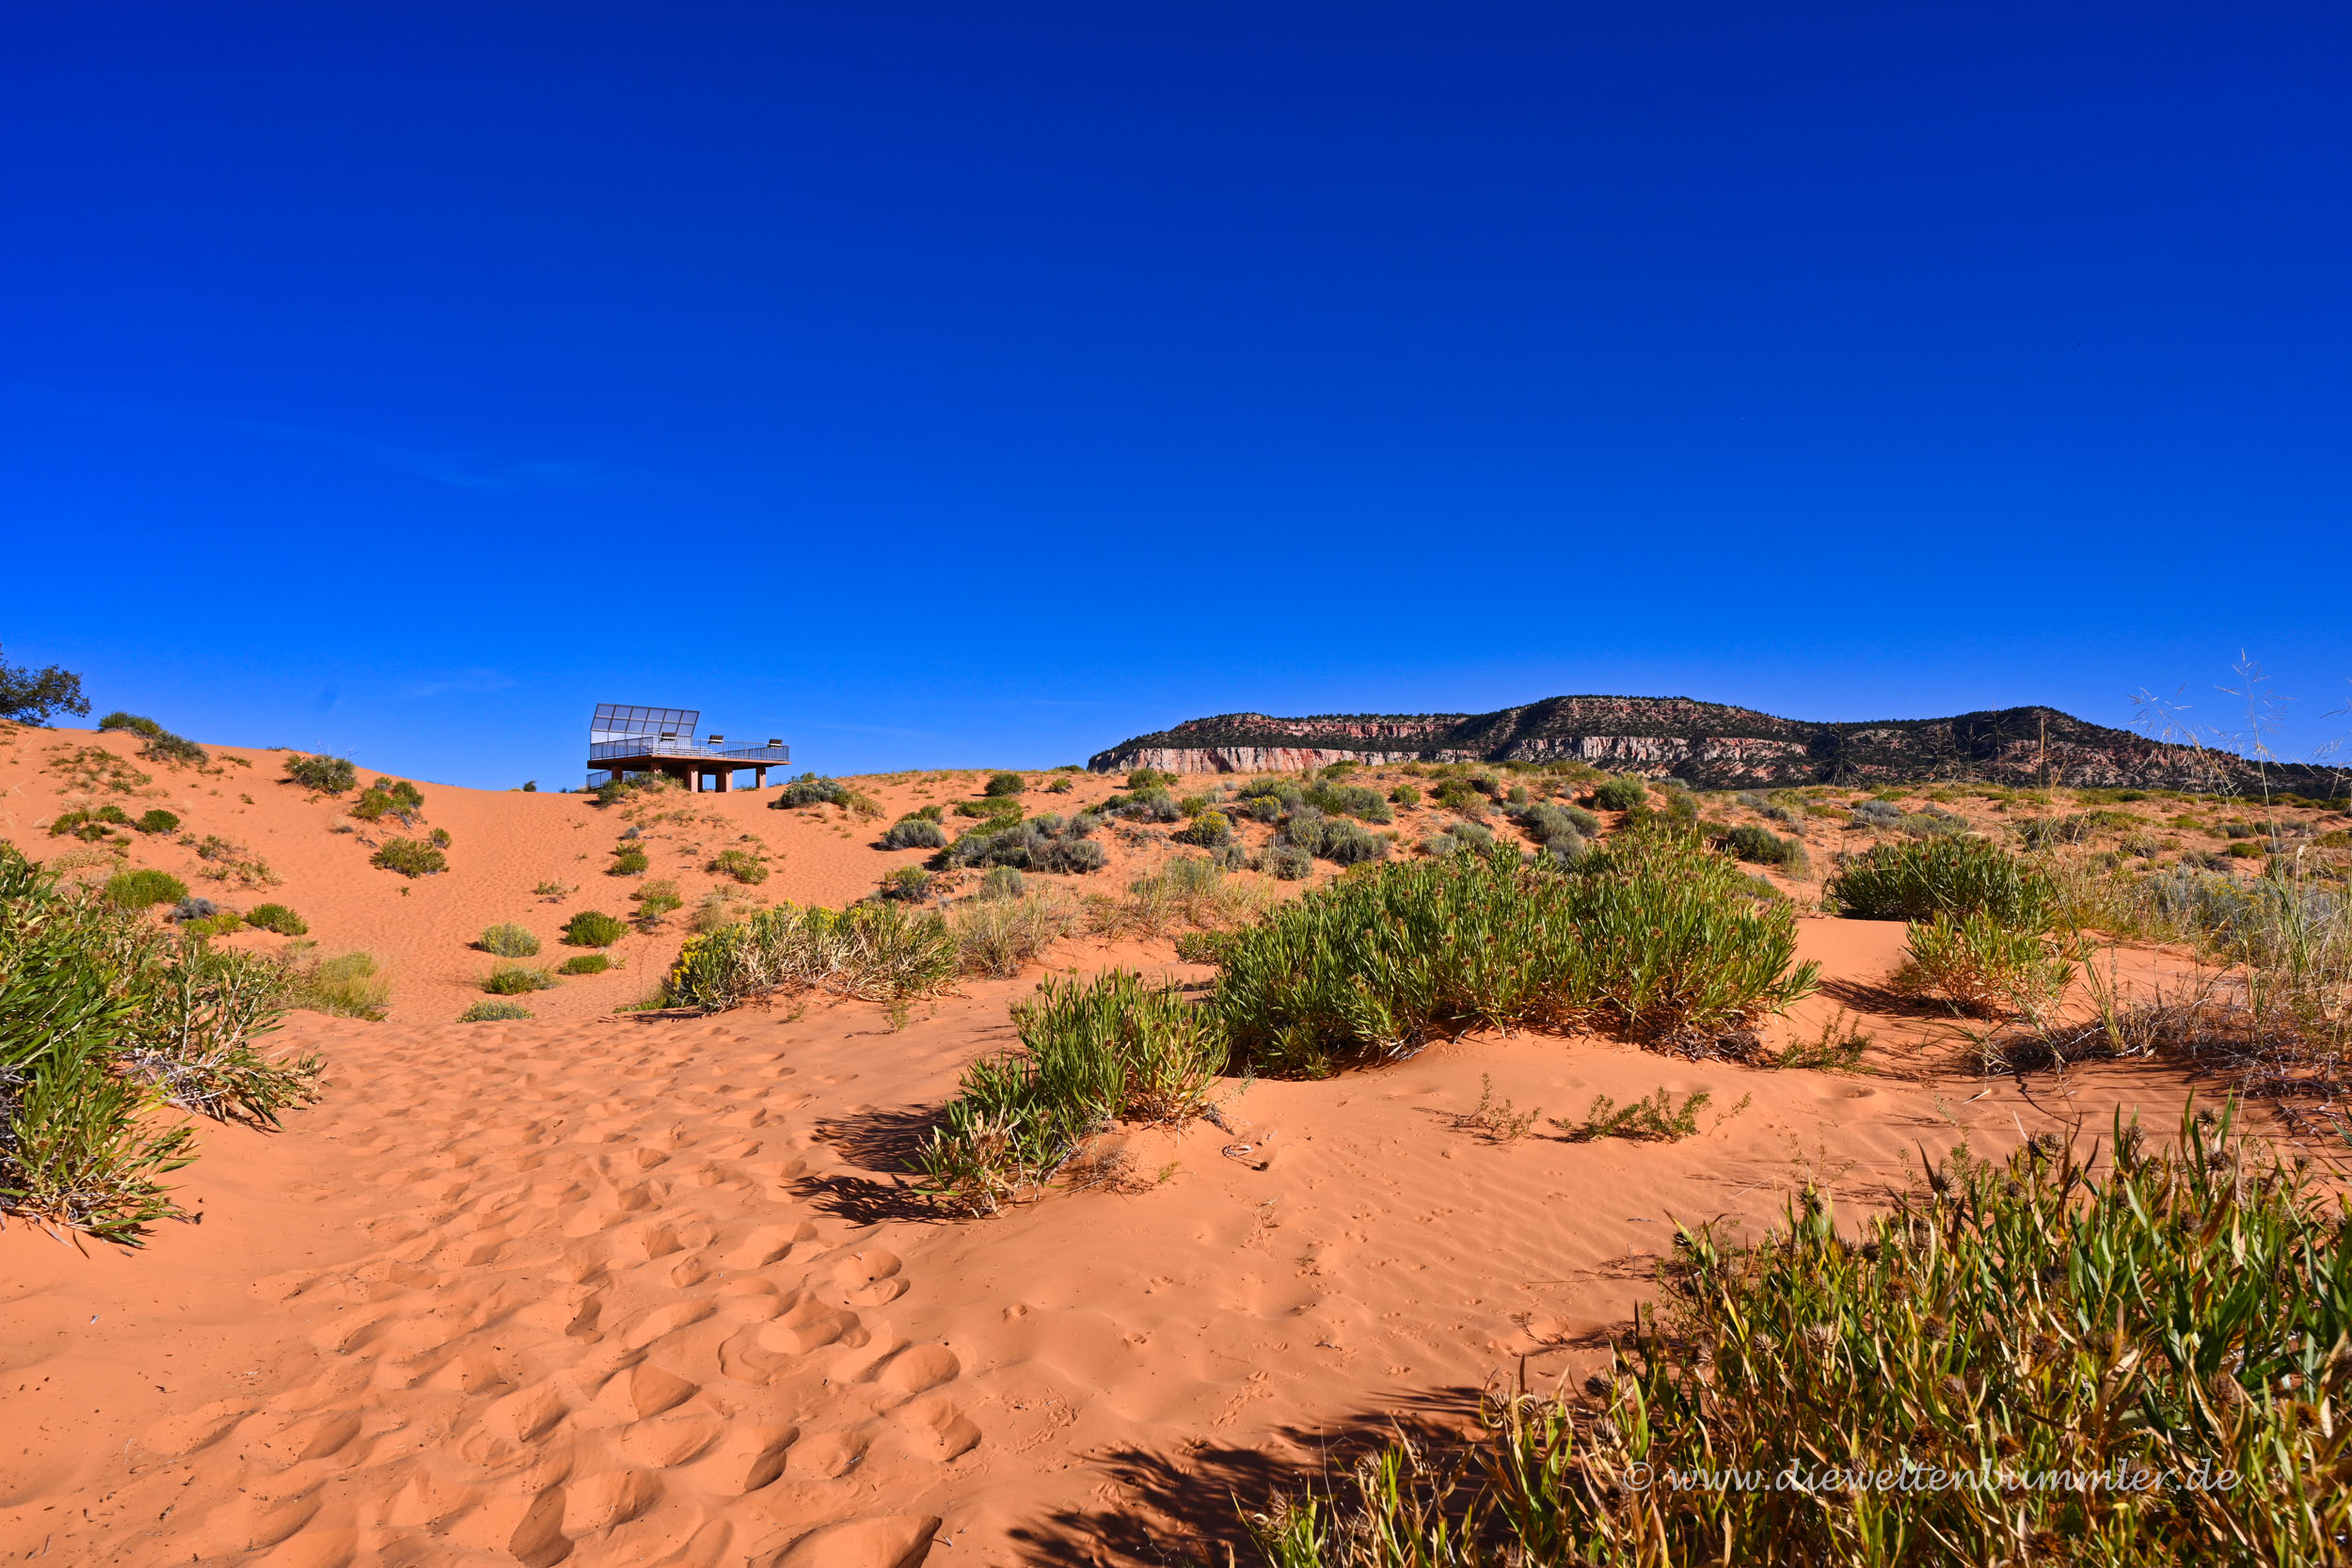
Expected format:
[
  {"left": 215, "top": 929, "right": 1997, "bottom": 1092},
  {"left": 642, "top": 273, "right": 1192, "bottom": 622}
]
[
  {"left": 725, "top": 1221, "right": 817, "bottom": 1269},
  {"left": 894, "top": 1395, "right": 981, "bottom": 1462}
]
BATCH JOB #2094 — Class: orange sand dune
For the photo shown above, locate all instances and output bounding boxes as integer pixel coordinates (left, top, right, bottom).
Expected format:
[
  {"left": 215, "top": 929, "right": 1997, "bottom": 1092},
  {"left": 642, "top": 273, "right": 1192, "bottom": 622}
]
[{"left": 0, "top": 731, "right": 2262, "bottom": 1565}]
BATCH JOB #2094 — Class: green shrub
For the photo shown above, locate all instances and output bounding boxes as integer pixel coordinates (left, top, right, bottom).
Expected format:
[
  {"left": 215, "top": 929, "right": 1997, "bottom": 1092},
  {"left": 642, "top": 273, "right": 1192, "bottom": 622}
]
[
  {"left": 707, "top": 847, "right": 769, "bottom": 885},
  {"left": 913, "top": 970, "right": 1225, "bottom": 1213},
  {"left": 1264, "top": 844, "right": 1313, "bottom": 880},
  {"left": 1240, "top": 794, "right": 1282, "bottom": 823},
  {"left": 478, "top": 922, "right": 540, "bottom": 957},
  {"left": 631, "top": 879, "right": 683, "bottom": 927},
  {"left": 1304, "top": 784, "right": 1393, "bottom": 824},
  {"left": 608, "top": 846, "right": 650, "bottom": 875},
  {"left": 103, "top": 868, "right": 186, "bottom": 909},
  {"left": 948, "top": 814, "right": 1106, "bottom": 874},
  {"left": 1591, "top": 776, "right": 1648, "bottom": 812},
  {"left": 562, "top": 910, "right": 628, "bottom": 947},
  {"left": 51, "top": 805, "right": 133, "bottom": 842},
  {"left": 459, "top": 999, "right": 533, "bottom": 1022},
  {"left": 1895, "top": 909, "right": 2075, "bottom": 1019},
  {"left": 370, "top": 838, "right": 445, "bottom": 878},
  {"left": 1389, "top": 784, "right": 1422, "bottom": 807},
  {"left": 284, "top": 753, "right": 357, "bottom": 793},
  {"left": 950, "top": 889, "right": 1074, "bottom": 978},
  {"left": 98, "top": 711, "right": 167, "bottom": 739},
  {"left": 2229, "top": 839, "right": 2265, "bottom": 859},
  {"left": 984, "top": 770, "right": 1025, "bottom": 797},
  {"left": 243, "top": 903, "right": 308, "bottom": 936},
  {"left": 1517, "top": 802, "right": 1586, "bottom": 847},
  {"left": 483, "top": 964, "right": 557, "bottom": 995},
  {"left": 978, "top": 864, "right": 1027, "bottom": 901},
  {"left": 775, "top": 773, "right": 850, "bottom": 807},
  {"left": 1174, "top": 809, "right": 1233, "bottom": 847},
  {"left": 289, "top": 951, "right": 389, "bottom": 1019},
  {"left": 134, "top": 808, "right": 179, "bottom": 834},
  {"left": 1553, "top": 1085, "right": 1721, "bottom": 1142},
  {"left": 1212, "top": 835, "right": 1818, "bottom": 1075},
  {"left": 1719, "top": 823, "right": 1792, "bottom": 865},
  {"left": 1826, "top": 835, "right": 2053, "bottom": 927},
  {"left": 350, "top": 778, "right": 424, "bottom": 822},
  {"left": 882, "top": 816, "right": 947, "bottom": 849},
  {"left": 1126, "top": 768, "right": 1177, "bottom": 791},
  {"left": 882, "top": 865, "right": 933, "bottom": 901},
  {"left": 664, "top": 900, "right": 959, "bottom": 1010},
  {"left": 0, "top": 845, "right": 321, "bottom": 1242},
  {"left": 556, "top": 954, "right": 612, "bottom": 975},
  {"left": 1254, "top": 1105, "right": 2352, "bottom": 1566},
  {"left": 1115, "top": 788, "right": 1183, "bottom": 824}
]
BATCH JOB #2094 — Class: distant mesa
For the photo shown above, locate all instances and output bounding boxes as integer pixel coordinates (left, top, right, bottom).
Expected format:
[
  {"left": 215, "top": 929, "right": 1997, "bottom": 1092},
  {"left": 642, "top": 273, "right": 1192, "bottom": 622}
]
[{"left": 1088, "top": 695, "right": 2330, "bottom": 795}]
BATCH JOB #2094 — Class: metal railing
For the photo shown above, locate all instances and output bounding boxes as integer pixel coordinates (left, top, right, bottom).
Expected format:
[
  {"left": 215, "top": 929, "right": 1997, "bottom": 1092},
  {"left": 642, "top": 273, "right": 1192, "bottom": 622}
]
[{"left": 588, "top": 738, "right": 790, "bottom": 765}]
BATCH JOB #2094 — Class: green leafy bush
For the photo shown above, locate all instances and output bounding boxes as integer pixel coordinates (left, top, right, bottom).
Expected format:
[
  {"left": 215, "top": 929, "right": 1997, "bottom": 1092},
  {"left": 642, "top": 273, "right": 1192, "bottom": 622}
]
[
  {"left": 482, "top": 965, "right": 556, "bottom": 995},
  {"left": 51, "top": 805, "right": 132, "bottom": 841},
  {"left": 459, "top": 1000, "right": 533, "bottom": 1022},
  {"left": 562, "top": 910, "right": 628, "bottom": 947},
  {"left": 370, "top": 838, "right": 445, "bottom": 878},
  {"left": 913, "top": 970, "right": 1226, "bottom": 1213},
  {"left": 775, "top": 773, "right": 850, "bottom": 807},
  {"left": 1264, "top": 844, "right": 1313, "bottom": 880},
  {"left": 134, "top": 809, "right": 179, "bottom": 834},
  {"left": 664, "top": 900, "right": 959, "bottom": 1010},
  {"left": 1174, "top": 809, "right": 1233, "bottom": 847},
  {"left": 978, "top": 864, "right": 1027, "bottom": 901},
  {"left": 98, "top": 711, "right": 167, "bottom": 739},
  {"left": 707, "top": 847, "right": 769, "bottom": 884},
  {"left": 984, "top": 770, "right": 1025, "bottom": 797},
  {"left": 478, "top": 922, "right": 540, "bottom": 957},
  {"left": 1389, "top": 784, "right": 1422, "bottom": 807},
  {"left": 1240, "top": 794, "right": 1282, "bottom": 823},
  {"left": 284, "top": 753, "right": 357, "bottom": 793},
  {"left": 0, "top": 845, "right": 321, "bottom": 1243},
  {"left": 1115, "top": 788, "right": 1183, "bottom": 824},
  {"left": 1827, "top": 835, "right": 2053, "bottom": 927},
  {"left": 1304, "top": 784, "right": 1393, "bottom": 824},
  {"left": 948, "top": 814, "right": 1106, "bottom": 874},
  {"left": 1126, "top": 768, "right": 1177, "bottom": 791},
  {"left": 1254, "top": 1105, "right": 2352, "bottom": 1566},
  {"left": 1213, "top": 835, "right": 1818, "bottom": 1074},
  {"left": 243, "top": 903, "right": 308, "bottom": 936},
  {"left": 882, "top": 816, "right": 947, "bottom": 849},
  {"left": 608, "top": 846, "right": 649, "bottom": 875},
  {"left": 882, "top": 865, "right": 933, "bottom": 901},
  {"left": 103, "top": 868, "right": 187, "bottom": 909},
  {"left": 556, "top": 954, "right": 612, "bottom": 975},
  {"left": 631, "top": 879, "right": 683, "bottom": 927},
  {"left": 1591, "top": 776, "right": 1648, "bottom": 812},
  {"left": 350, "top": 778, "right": 425, "bottom": 822},
  {"left": 1896, "top": 910, "right": 2076, "bottom": 1018},
  {"left": 1719, "top": 823, "right": 1793, "bottom": 865},
  {"left": 1517, "top": 802, "right": 1586, "bottom": 847},
  {"left": 289, "top": 952, "right": 389, "bottom": 1019}
]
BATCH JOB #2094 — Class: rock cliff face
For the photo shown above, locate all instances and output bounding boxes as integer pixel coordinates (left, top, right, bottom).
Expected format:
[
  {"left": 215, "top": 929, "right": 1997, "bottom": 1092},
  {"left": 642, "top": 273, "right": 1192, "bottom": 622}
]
[{"left": 1089, "top": 696, "right": 2337, "bottom": 795}]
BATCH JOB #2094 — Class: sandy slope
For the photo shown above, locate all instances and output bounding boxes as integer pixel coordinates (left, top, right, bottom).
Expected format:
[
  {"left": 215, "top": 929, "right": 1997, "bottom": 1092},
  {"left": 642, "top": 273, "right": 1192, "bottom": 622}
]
[{"left": 0, "top": 731, "right": 2287, "bottom": 1565}]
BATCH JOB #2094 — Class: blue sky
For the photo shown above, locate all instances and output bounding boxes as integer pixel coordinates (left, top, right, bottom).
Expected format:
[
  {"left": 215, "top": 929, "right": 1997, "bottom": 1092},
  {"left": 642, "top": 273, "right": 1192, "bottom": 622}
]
[{"left": 4, "top": 3, "right": 2345, "bottom": 786}]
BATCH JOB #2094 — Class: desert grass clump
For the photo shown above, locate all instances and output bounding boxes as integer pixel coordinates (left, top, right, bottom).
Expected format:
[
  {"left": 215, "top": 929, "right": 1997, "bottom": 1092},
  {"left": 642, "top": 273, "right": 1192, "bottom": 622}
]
[
  {"left": 459, "top": 999, "right": 533, "bottom": 1022},
  {"left": 478, "top": 922, "right": 540, "bottom": 958},
  {"left": 1253, "top": 1103, "right": 2352, "bottom": 1566},
  {"left": 913, "top": 971, "right": 1225, "bottom": 1213},
  {"left": 370, "top": 837, "right": 445, "bottom": 878},
  {"left": 134, "top": 808, "right": 179, "bottom": 834},
  {"left": 881, "top": 864, "right": 933, "bottom": 901},
  {"left": 1590, "top": 776, "right": 1648, "bottom": 812},
  {"left": 708, "top": 847, "right": 769, "bottom": 884},
  {"left": 948, "top": 813, "right": 1107, "bottom": 875},
  {"left": 562, "top": 910, "right": 628, "bottom": 947},
  {"left": 608, "top": 845, "right": 650, "bottom": 875},
  {"left": 664, "top": 899, "right": 959, "bottom": 1011},
  {"left": 882, "top": 816, "right": 947, "bottom": 849},
  {"left": 630, "top": 879, "right": 683, "bottom": 927},
  {"left": 283, "top": 753, "right": 357, "bottom": 793},
  {"left": 103, "top": 868, "right": 187, "bottom": 910},
  {"left": 1212, "top": 834, "right": 1817, "bottom": 1075},
  {"left": 350, "top": 777, "right": 425, "bottom": 823},
  {"left": 984, "top": 770, "right": 1025, "bottom": 797},
  {"left": 951, "top": 890, "right": 1076, "bottom": 978},
  {"left": 242, "top": 902, "right": 308, "bottom": 936},
  {"left": 482, "top": 964, "right": 557, "bottom": 995},
  {"left": 0, "top": 845, "right": 321, "bottom": 1242},
  {"left": 1895, "top": 909, "right": 2077, "bottom": 1020},
  {"left": 556, "top": 953, "right": 612, "bottom": 975},
  {"left": 977, "top": 864, "right": 1026, "bottom": 901},
  {"left": 288, "top": 952, "right": 389, "bottom": 1019},
  {"left": 1826, "top": 834, "right": 2053, "bottom": 927},
  {"left": 1098, "top": 857, "right": 1272, "bottom": 940},
  {"left": 1551, "top": 1085, "right": 1724, "bottom": 1142}
]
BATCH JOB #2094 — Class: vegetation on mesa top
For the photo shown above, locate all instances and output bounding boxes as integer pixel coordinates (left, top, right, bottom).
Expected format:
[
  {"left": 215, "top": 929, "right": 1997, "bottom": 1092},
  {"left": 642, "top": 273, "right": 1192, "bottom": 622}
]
[{"left": 1089, "top": 695, "right": 2340, "bottom": 795}]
